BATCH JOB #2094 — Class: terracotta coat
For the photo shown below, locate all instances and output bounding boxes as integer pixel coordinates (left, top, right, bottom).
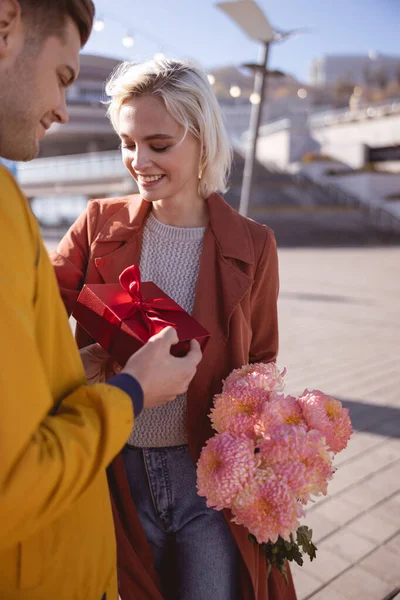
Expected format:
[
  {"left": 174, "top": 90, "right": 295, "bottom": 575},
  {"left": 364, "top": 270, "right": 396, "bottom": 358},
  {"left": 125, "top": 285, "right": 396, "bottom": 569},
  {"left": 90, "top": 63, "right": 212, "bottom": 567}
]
[{"left": 50, "top": 193, "right": 297, "bottom": 600}]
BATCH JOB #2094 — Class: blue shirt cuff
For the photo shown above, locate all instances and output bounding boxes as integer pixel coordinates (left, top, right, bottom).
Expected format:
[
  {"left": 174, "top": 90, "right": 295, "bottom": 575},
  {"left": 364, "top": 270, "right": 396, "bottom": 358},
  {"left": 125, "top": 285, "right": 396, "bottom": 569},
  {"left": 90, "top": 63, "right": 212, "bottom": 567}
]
[{"left": 108, "top": 374, "right": 144, "bottom": 418}]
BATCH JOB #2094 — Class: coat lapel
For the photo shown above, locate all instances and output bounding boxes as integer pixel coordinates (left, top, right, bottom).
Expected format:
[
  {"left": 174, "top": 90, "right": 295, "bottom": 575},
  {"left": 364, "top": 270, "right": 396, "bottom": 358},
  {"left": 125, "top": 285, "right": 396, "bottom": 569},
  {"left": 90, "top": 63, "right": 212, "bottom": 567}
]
[
  {"left": 188, "top": 195, "right": 255, "bottom": 450},
  {"left": 192, "top": 193, "right": 255, "bottom": 342},
  {"left": 93, "top": 196, "right": 151, "bottom": 283}
]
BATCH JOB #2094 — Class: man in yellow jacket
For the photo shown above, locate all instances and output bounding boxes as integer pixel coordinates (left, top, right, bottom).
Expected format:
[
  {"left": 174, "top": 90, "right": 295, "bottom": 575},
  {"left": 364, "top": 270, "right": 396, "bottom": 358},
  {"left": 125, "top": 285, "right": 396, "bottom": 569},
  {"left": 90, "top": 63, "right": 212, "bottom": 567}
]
[{"left": 0, "top": 1, "right": 202, "bottom": 598}]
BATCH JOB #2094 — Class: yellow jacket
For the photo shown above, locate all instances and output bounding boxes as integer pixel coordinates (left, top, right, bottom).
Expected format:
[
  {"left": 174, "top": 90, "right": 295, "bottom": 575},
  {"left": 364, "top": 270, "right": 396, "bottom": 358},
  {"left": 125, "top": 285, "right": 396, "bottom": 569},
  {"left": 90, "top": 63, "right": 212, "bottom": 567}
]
[{"left": 0, "top": 166, "right": 134, "bottom": 599}]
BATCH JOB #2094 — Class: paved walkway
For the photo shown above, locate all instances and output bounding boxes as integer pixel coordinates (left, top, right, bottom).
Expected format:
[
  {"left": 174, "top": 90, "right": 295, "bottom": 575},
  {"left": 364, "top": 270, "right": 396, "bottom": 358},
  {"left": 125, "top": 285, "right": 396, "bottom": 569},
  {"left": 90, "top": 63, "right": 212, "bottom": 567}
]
[{"left": 277, "top": 247, "right": 400, "bottom": 600}]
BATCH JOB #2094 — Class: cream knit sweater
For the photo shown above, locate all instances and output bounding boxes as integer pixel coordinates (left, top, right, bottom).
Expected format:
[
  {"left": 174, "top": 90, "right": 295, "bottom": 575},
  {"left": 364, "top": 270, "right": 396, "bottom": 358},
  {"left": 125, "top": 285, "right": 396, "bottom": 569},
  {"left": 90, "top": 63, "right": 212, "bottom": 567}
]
[{"left": 128, "top": 213, "right": 205, "bottom": 447}]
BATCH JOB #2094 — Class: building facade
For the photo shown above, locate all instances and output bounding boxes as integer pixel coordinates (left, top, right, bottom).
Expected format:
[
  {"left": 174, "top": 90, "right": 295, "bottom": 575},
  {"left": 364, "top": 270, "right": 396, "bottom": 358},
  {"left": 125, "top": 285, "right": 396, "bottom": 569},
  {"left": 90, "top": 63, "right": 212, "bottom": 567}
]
[{"left": 309, "top": 53, "right": 400, "bottom": 86}]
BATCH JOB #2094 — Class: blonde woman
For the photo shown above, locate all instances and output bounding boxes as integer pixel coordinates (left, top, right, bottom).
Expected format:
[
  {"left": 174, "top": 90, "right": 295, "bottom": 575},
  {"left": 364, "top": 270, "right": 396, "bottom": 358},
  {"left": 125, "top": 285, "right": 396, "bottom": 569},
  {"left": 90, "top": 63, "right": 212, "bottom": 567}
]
[{"left": 51, "top": 58, "right": 296, "bottom": 600}]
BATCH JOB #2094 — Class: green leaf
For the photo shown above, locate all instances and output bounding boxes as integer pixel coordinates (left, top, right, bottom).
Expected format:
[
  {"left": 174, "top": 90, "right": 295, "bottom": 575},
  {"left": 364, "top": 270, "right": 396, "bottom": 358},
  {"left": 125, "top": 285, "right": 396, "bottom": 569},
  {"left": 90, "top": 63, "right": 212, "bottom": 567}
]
[
  {"left": 297, "top": 526, "right": 318, "bottom": 561},
  {"left": 284, "top": 540, "right": 294, "bottom": 551},
  {"left": 284, "top": 543, "right": 304, "bottom": 566},
  {"left": 259, "top": 530, "right": 317, "bottom": 583}
]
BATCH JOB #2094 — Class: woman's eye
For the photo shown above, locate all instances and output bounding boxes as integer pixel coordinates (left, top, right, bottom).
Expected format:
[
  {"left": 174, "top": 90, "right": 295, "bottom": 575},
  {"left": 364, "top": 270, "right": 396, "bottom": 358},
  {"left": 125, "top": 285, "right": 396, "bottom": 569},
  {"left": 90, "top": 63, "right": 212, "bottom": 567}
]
[{"left": 120, "top": 143, "right": 169, "bottom": 152}]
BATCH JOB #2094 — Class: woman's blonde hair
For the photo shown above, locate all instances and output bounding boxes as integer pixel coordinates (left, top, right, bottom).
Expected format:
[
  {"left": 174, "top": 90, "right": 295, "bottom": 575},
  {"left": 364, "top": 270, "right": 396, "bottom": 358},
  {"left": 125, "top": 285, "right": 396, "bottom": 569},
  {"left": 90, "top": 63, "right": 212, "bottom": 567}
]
[{"left": 105, "top": 57, "right": 232, "bottom": 198}]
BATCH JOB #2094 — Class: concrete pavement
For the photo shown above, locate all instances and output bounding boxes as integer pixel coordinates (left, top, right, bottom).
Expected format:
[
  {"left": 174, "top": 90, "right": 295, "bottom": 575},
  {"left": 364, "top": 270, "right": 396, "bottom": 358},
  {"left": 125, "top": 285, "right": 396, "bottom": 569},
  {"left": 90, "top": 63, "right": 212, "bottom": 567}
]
[{"left": 277, "top": 247, "right": 400, "bottom": 600}]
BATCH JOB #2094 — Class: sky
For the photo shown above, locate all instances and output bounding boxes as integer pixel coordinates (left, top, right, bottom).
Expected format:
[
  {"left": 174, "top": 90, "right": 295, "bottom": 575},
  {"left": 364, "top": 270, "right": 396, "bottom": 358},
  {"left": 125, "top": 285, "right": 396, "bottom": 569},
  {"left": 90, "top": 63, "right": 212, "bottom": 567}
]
[{"left": 84, "top": 0, "right": 400, "bottom": 83}]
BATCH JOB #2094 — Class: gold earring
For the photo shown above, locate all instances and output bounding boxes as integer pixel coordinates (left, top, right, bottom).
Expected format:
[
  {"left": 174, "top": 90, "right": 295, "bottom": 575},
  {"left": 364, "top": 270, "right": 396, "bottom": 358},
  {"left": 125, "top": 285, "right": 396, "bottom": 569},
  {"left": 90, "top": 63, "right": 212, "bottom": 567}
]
[{"left": 198, "top": 167, "right": 203, "bottom": 180}]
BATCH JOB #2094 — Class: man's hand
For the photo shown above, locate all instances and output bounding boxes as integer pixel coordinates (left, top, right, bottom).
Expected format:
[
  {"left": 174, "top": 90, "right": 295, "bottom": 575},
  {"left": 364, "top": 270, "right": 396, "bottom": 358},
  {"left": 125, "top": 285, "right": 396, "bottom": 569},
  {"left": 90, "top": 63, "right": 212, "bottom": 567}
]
[{"left": 122, "top": 327, "right": 202, "bottom": 409}]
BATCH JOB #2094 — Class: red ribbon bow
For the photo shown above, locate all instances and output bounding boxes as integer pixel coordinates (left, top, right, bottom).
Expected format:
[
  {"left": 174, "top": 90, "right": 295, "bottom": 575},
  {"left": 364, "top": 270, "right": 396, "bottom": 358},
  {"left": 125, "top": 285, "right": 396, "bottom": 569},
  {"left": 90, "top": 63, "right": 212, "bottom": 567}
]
[{"left": 115, "top": 265, "right": 183, "bottom": 338}]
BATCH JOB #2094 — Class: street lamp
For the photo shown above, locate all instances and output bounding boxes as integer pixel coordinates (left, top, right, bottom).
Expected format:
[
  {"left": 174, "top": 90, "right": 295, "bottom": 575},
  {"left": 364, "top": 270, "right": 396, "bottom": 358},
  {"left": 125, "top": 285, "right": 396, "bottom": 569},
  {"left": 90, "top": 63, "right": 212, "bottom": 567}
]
[
  {"left": 249, "top": 92, "right": 261, "bottom": 105},
  {"left": 122, "top": 32, "right": 134, "bottom": 48},
  {"left": 216, "top": 1, "right": 301, "bottom": 217},
  {"left": 216, "top": 0, "right": 275, "bottom": 216},
  {"left": 229, "top": 85, "right": 242, "bottom": 98},
  {"left": 93, "top": 17, "right": 105, "bottom": 32}
]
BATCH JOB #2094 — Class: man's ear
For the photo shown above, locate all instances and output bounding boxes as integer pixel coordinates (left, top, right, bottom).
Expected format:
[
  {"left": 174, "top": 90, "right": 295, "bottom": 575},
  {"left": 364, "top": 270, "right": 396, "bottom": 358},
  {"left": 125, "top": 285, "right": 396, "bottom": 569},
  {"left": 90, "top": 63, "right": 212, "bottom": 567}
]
[{"left": 0, "top": 0, "right": 21, "bottom": 59}]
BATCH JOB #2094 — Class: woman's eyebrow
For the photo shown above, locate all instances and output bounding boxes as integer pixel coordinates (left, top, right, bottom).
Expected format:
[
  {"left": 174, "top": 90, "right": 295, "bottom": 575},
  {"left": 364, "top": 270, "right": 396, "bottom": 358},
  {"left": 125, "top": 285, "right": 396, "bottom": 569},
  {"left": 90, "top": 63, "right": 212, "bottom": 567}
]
[{"left": 119, "top": 133, "right": 175, "bottom": 141}]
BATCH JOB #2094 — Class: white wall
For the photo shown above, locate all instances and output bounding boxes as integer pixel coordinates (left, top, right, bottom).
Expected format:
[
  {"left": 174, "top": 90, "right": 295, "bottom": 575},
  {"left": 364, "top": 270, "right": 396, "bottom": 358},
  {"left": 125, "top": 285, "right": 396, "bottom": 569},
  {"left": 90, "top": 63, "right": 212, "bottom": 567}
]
[
  {"left": 311, "top": 114, "right": 400, "bottom": 169},
  {"left": 254, "top": 108, "right": 400, "bottom": 171},
  {"left": 255, "top": 129, "right": 290, "bottom": 170}
]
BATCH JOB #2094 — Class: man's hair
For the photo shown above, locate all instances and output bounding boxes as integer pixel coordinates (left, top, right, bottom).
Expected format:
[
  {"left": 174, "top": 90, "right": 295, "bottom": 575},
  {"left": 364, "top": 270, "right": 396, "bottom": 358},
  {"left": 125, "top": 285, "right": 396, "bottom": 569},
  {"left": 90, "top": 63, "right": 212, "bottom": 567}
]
[{"left": 19, "top": 0, "right": 95, "bottom": 47}]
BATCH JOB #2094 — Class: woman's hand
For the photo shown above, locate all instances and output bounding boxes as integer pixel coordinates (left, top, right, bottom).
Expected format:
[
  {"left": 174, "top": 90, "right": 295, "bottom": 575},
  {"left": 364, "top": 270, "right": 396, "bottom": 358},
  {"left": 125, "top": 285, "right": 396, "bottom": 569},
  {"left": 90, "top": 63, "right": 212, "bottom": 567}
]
[{"left": 79, "top": 343, "right": 121, "bottom": 384}]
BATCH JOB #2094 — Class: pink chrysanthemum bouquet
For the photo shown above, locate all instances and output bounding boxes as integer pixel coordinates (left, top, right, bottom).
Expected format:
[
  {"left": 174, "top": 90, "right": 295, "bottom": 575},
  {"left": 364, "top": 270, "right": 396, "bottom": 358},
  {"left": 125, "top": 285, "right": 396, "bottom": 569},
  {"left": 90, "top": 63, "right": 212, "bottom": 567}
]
[{"left": 197, "top": 363, "right": 353, "bottom": 581}]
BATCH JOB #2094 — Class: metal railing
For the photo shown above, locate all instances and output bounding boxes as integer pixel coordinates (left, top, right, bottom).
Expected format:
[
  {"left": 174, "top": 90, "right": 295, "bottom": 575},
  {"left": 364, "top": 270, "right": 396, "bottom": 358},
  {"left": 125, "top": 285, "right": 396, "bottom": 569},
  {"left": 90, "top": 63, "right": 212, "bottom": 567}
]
[
  {"left": 297, "top": 172, "right": 400, "bottom": 234},
  {"left": 17, "top": 150, "right": 125, "bottom": 186},
  {"left": 239, "top": 98, "right": 400, "bottom": 138},
  {"left": 308, "top": 99, "right": 400, "bottom": 128}
]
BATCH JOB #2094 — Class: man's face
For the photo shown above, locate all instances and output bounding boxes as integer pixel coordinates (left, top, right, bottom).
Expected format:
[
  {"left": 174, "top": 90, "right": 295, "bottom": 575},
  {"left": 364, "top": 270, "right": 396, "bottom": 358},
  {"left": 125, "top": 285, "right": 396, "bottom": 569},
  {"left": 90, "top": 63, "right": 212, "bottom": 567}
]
[{"left": 0, "top": 17, "right": 80, "bottom": 161}]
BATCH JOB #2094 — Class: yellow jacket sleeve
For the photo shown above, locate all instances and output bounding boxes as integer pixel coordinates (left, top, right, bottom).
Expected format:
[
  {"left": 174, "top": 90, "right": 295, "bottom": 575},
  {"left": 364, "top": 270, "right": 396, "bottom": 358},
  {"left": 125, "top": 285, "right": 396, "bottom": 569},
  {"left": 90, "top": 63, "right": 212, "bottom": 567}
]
[{"left": 0, "top": 169, "right": 134, "bottom": 548}]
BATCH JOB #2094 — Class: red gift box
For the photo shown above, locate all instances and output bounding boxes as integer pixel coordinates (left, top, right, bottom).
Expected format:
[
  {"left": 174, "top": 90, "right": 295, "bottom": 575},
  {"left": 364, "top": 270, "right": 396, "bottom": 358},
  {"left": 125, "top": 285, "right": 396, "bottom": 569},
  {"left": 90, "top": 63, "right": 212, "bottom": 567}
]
[{"left": 73, "top": 264, "right": 210, "bottom": 366}]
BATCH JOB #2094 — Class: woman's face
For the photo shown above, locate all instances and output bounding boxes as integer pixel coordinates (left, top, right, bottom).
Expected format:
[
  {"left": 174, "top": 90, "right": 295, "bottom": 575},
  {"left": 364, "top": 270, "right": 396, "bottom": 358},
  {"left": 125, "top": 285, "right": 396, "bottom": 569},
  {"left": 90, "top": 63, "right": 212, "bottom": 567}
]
[{"left": 118, "top": 95, "right": 201, "bottom": 204}]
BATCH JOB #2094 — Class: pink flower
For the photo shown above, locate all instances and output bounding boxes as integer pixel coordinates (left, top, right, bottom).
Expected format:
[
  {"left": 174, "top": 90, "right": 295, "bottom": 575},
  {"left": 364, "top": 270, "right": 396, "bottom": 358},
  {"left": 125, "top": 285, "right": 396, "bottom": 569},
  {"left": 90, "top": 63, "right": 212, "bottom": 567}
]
[
  {"left": 232, "top": 470, "right": 304, "bottom": 544},
  {"left": 197, "top": 432, "right": 257, "bottom": 510},
  {"left": 223, "top": 362, "right": 286, "bottom": 395},
  {"left": 259, "top": 427, "right": 334, "bottom": 502},
  {"left": 197, "top": 363, "right": 353, "bottom": 551},
  {"left": 298, "top": 390, "right": 353, "bottom": 453},
  {"left": 210, "top": 387, "right": 269, "bottom": 438},
  {"left": 254, "top": 394, "right": 307, "bottom": 439}
]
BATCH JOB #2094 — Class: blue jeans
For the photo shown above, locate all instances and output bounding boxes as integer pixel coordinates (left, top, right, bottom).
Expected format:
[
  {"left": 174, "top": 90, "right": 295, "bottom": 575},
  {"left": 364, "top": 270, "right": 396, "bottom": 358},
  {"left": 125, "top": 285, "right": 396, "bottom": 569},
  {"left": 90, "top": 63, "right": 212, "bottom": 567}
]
[{"left": 122, "top": 445, "right": 240, "bottom": 600}]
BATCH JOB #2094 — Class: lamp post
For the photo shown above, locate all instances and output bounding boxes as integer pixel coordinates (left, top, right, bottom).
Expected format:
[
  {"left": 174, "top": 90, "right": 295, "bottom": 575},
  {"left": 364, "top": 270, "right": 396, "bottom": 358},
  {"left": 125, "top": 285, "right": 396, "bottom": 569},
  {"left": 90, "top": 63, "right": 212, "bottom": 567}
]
[
  {"left": 240, "top": 41, "right": 270, "bottom": 217},
  {"left": 216, "top": 1, "right": 302, "bottom": 217},
  {"left": 216, "top": 1, "right": 275, "bottom": 216}
]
